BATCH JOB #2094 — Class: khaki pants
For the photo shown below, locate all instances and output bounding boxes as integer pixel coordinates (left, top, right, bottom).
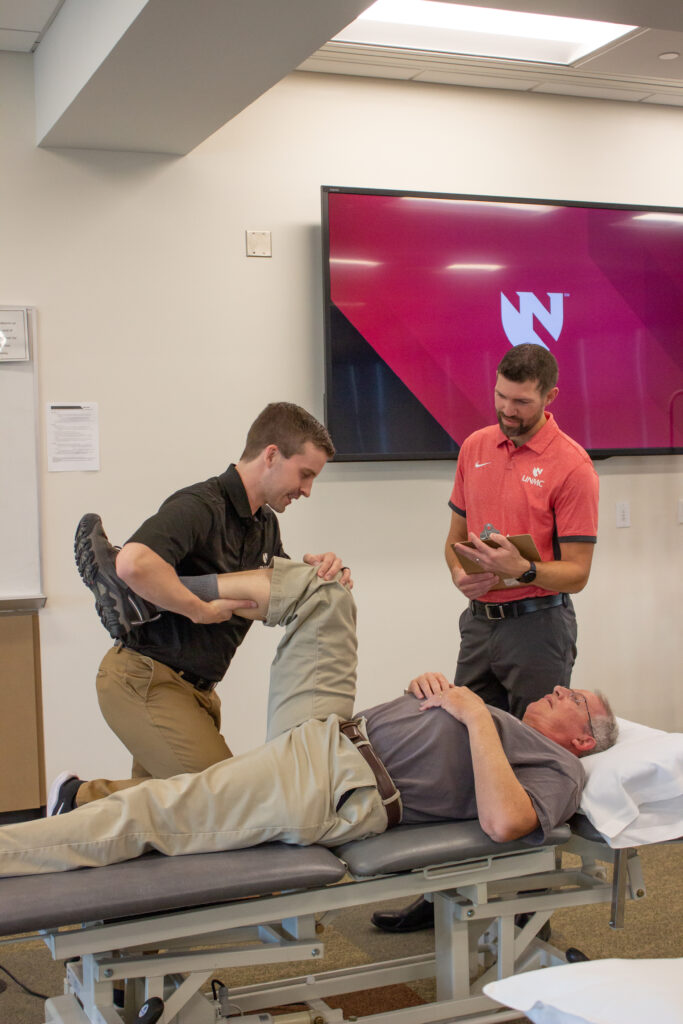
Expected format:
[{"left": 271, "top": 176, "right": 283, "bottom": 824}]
[
  {"left": 0, "top": 560, "right": 389, "bottom": 876},
  {"left": 76, "top": 648, "right": 232, "bottom": 804}
]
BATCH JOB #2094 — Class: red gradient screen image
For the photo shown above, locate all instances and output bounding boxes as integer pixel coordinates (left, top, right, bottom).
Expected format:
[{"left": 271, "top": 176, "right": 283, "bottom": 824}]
[{"left": 323, "top": 188, "right": 683, "bottom": 460}]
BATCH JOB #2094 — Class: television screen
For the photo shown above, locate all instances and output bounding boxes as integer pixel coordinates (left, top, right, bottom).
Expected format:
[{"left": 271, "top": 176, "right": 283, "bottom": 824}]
[{"left": 322, "top": 186, "right": 683, "bottom": 461}]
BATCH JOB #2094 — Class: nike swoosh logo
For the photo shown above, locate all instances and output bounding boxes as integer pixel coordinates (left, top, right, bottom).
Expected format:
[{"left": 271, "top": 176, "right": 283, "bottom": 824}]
[{"left": 475, "top": 461, "right": 491, "bottom": 468}]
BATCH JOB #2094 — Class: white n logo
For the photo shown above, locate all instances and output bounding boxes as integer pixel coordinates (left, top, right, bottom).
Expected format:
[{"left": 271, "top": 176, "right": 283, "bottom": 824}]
[{"left": 500, "top": 292, "right": 564, "bottom": 349}]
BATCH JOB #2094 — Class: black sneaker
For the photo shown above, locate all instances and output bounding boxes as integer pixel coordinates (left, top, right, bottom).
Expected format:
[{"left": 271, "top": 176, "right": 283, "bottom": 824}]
[
  {"left": 47, "top": 772, "right": 83, "bottom": 816},
  {"left": 74, "top": 513, "right": 160, "bottom": 639}
]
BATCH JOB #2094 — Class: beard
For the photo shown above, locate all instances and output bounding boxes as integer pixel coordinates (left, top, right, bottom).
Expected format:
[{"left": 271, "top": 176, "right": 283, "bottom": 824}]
[{"left": 497, "top": 411, "right": 533, "bottom": 438}]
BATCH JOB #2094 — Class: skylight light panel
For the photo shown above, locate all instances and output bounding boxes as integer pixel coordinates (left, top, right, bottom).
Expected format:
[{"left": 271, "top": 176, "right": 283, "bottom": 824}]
[{"left": 333, "top": 1, "right": 636, "bottom": 65}]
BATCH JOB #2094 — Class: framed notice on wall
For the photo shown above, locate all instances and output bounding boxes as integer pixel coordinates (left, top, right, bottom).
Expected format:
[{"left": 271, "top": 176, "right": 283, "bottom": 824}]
[
  {"left": 0, "top": 307, "right": 30, "bottom": 362},
  {"left": 0, "top": 307, "right": 45, "bottom": 610}
]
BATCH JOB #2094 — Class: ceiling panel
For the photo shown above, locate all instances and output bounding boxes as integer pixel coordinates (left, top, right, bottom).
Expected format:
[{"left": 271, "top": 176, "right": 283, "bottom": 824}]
[
  {"left": 414, "top": 67, "right": 536, "bottom": 89},
  {"left": 0, "top": 28, "right": 39, "bottom": 51},
  {"left": 301, "top": 0, "right": 683, "bottom": 109},
  {"left": 2, "top": 0, "right": 682, "bottom": 153},
  {"left": 439, "top": 0, "right": 683, "bottom": 34},
  {"left": 579, "top": 28, "right": 683, "bottom": 81},
  {"left": 0, "top": 0, "right": 62, "bottom": 45},
  {"left": 531, "top": 81, "right": 648, "bottom": 100}
]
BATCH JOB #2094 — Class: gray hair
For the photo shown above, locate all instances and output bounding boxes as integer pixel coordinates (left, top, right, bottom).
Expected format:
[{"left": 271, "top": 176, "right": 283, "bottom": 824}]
[{"left": 587, "top": 690, "right": 619, "bottom": 755}]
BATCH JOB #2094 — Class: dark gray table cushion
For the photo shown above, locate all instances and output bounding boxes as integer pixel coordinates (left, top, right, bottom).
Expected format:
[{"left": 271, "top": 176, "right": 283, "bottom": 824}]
[
  {"left": 567, "top": 812, "right": 608, "bottom": 844},
  {"left": 334, "top": 821, "right": 571, "bottom": 876},
  {"left": 0, "top": 843, "right": 346, "bottom": 935}
]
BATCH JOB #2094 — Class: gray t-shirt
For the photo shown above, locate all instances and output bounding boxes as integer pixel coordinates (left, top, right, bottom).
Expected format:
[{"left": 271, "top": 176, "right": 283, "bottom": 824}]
[{"left": 361, "top": 694, "right": 584, "bottom": 843}]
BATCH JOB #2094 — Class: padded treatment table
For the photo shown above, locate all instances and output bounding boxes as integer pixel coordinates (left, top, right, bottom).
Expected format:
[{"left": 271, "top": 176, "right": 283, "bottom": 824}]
[{"left": 0, "top": 818, "right": 649, "bottom": 1024}]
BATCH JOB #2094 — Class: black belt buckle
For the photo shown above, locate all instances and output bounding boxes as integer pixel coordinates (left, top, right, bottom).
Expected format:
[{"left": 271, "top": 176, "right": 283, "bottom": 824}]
[
  {"left": 484, "top": 603, "right": 506, "bottom": 621},
  {"left": 177, "top": 668, "right": 216, "bottom": 691},
  {"left": 193, "top": 677, "right": 218, "bottom": 692}
]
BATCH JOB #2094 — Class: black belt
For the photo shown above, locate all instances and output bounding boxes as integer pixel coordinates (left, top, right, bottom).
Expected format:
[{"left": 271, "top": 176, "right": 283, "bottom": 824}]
[
  {"left": 469, "top": 592, "right": 568, "bottom": 621},
  {"left": 118, "top": 646, "right": 218, "bottom": 691},
  {"left": 176, "top": 669, "right": 219, "bottom": 691},
  {"left": 471, "top": 589, "right": 565, "bottom": 618},
  {"left": 339, "top": 718, "right": 401, "bottom": 828}
]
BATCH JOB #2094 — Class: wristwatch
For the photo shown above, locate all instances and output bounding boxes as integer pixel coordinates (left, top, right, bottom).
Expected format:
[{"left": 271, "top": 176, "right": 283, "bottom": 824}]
[{"left": 517, "top": 561, "right": 537, "bottom": 584}]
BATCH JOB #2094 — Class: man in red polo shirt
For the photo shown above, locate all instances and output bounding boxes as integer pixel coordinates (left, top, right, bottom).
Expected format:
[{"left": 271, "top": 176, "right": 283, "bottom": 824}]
[
  {"left": 373, "top": 342, "right": 599, "bottom": 933},
  {"left": 445, "top": 342, "right": 599, "bottom": 718}
]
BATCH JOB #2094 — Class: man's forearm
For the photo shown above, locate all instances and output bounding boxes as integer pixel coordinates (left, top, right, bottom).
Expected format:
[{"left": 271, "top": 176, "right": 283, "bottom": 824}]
[
  {"left": 452, "top": 535, "right": 594, "bottom": 596},
  {"left": 444, "top": 540, "right": 462, "bottom": 580},
  {"left": 466, "top": 712, "right": 539, "bottom": 842},
  {"left": 420, "top": 688, "right": 540, "bottom": 842},
  {"left": 527, "top": 542, "right": 594, "bottom": 594},
  {"left": 116, "top": 543, "right": 209, "bottom": 620}
]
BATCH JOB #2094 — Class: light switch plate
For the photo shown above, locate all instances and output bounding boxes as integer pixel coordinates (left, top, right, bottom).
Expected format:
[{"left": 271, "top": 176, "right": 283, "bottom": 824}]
[
  {"left": 246, "top": 230, "right": 272, "bottom": 257},
  {"left": 616, "top": 500, "right": 631, "bottom": 528}
]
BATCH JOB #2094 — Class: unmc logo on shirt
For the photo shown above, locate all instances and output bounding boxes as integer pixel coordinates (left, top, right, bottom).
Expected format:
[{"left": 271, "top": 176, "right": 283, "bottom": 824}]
[{"left": 501, "top": 292, "right": 564, "bottom": 349}]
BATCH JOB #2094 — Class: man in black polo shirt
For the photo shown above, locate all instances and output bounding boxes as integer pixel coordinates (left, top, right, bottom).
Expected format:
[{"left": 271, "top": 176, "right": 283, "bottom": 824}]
[{"left": 70, "top": 402, "right": 351, "bottom": 808}]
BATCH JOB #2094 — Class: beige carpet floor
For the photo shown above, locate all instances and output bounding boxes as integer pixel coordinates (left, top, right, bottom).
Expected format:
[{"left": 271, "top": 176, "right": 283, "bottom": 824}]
[{"left": 1, "top": 843, "right": 681, "bottom": 1023}]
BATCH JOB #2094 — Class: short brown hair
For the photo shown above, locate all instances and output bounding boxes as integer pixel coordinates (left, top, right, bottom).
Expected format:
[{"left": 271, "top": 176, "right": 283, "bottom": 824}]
[
  {"left": 240, "top": 402, "right": 335, "bottom": 461},
  {"left": 497, "top": 344, "right": 558, "bottom": 395}
]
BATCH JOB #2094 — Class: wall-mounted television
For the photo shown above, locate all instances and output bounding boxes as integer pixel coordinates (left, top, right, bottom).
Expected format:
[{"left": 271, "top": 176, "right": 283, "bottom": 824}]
[{"left": 322, "top": 186, "right": 683, "bottom": 461}]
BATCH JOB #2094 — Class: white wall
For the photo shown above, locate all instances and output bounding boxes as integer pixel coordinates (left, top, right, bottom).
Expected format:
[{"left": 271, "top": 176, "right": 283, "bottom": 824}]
[{"left": 1, "top": 53, "right": 681, "bottom": 785}]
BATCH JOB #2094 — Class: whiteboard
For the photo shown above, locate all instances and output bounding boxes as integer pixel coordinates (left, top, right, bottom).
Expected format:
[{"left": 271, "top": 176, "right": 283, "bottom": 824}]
[{"left": 0, "top": 309, "right": 44, "bottom": 610}]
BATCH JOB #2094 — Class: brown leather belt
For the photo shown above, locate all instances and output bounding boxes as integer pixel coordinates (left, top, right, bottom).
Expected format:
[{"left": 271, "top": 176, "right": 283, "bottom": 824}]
[{"left": 339, "top": 718, "right": 401, "bottom": 828}]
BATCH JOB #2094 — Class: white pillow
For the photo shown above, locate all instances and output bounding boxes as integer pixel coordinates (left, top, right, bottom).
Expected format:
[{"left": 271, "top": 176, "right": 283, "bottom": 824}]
[
  {"left": 484, "top": 958, "right": 683, "bottom": 1024},
  {"left": 578, "top": 717, "right": 683, "bottom": 848}
]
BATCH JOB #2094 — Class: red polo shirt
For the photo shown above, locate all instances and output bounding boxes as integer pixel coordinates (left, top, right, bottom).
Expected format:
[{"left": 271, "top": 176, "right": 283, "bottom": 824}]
[{"left": 449, "top": 412, "right": 599, "bottom": 602}]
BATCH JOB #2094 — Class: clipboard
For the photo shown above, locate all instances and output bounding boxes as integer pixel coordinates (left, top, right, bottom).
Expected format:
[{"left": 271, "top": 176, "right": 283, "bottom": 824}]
[{"left": 452, "top": 534, "right": 541, "bottom": 589}]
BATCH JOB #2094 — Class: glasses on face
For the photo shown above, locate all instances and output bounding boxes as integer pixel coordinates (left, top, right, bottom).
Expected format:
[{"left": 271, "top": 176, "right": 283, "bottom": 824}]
[{"left": 567, "top": 691, "right": 594, "bottom": 738}]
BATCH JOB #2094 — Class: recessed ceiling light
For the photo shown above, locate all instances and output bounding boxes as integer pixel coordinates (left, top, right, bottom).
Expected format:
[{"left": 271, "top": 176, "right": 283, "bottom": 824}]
[
  {"left": 658, "top": 51, "right": 680, "bottom": 61},
  {"left": 333, "top": 1, "right": 637, "bottom": 66}
]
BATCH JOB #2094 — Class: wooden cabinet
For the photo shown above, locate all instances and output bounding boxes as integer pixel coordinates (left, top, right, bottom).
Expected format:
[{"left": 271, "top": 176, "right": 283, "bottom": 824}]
[{"left": 0, "top": 613, "right": 45, "bottom": 814}]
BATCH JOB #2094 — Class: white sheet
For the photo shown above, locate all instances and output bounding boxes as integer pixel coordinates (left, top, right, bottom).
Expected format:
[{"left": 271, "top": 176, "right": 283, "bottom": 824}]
[
  {"left": 578, "top": 717, "right": 683, "bottom": 848},
  {"left": 484, "top": 958, "right": 683, "bottom": 1024}
]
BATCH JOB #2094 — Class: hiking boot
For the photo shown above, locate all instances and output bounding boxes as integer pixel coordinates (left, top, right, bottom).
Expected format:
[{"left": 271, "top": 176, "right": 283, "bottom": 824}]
[
  {"left": 74, "top": 513, "right": 160, "bottom": 639},
  {"left": 47, "top": 772, "right": 83, "bottom": 815}
]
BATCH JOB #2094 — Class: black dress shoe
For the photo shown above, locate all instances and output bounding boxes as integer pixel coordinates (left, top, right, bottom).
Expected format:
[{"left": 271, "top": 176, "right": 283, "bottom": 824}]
[{"left": 371, "top": 896, "right": 435, "bottom": 933}]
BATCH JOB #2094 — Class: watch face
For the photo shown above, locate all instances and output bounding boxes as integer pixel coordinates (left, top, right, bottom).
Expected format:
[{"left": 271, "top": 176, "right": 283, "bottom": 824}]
[{"left": 518, "top": 564, "right": 536, "bottom": 583}]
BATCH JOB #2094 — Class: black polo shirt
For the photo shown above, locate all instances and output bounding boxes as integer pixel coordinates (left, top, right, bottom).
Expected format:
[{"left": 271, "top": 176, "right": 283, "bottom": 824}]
[{"left": 123, "top": 465, "right": 286, "bottom": 682}]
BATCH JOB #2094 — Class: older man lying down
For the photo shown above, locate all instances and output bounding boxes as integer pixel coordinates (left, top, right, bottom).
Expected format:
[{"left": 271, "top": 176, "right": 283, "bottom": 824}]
[{"left": 0, "top": 559, "right": 617, "bottom": 876}]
